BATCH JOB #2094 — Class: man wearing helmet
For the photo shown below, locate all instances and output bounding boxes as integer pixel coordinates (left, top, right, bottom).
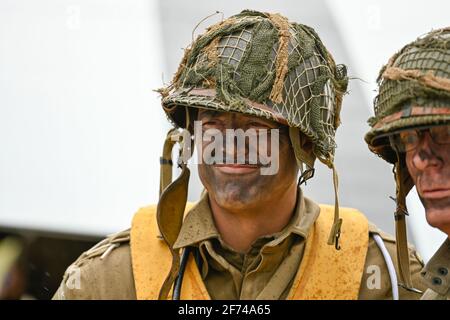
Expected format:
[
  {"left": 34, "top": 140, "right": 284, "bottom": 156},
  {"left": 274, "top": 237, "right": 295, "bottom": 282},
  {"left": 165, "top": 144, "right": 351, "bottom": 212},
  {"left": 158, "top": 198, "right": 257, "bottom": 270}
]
[
  {"left": 365, "top": 27, "right": 450, "bottom": 300},
  {"left": 53, "top": 10, "right": 425, "bottom": 300}
]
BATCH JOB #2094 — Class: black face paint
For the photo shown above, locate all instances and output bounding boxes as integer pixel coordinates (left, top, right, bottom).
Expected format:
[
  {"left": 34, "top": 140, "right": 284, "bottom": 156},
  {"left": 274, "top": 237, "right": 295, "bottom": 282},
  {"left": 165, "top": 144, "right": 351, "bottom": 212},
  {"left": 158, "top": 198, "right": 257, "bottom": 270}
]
[{"left": 196, "top": 110, "right": 298, "bottom": 211}]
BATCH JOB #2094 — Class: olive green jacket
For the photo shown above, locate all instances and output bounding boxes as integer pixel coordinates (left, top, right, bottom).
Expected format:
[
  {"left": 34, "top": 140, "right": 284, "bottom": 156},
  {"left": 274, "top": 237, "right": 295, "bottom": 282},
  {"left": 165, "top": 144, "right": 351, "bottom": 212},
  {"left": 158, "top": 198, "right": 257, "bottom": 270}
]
[{"left": 53, "top": 190, "right": 426, "bottom": 300}]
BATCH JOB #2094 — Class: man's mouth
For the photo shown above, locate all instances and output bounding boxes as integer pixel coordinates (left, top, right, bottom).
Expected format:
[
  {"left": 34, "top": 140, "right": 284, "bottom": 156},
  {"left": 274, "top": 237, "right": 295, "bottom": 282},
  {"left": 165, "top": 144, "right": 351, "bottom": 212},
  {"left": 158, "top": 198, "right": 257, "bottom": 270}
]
[
  {"left": 213, "top": 164, "right": 260, "bottom": 174},
  {"left": 420, "top": 187, "right": 450, "bottom": 200}
]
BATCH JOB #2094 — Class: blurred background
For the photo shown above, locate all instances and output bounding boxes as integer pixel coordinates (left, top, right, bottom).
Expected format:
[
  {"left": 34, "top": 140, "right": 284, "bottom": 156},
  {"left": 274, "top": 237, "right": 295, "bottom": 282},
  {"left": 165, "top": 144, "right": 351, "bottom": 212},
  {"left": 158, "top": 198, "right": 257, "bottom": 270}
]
[{"left": 0, "top": 0, "right": 448, "bottom": 299}]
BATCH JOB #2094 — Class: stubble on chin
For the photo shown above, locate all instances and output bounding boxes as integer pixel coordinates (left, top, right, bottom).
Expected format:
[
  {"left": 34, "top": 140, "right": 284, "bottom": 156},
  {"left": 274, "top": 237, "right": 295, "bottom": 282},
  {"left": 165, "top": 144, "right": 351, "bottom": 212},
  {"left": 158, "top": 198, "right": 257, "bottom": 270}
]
[{"left": 201, "top": 165, "right": 266, "bottom": 209}]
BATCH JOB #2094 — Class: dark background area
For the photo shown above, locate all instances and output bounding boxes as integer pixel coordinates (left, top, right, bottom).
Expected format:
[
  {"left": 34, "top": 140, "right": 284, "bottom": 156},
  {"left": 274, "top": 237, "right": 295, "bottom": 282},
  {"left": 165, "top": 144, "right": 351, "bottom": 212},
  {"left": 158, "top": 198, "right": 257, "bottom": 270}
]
[{"left": 0, "top": 230, "right": 99, "bottom": 299}]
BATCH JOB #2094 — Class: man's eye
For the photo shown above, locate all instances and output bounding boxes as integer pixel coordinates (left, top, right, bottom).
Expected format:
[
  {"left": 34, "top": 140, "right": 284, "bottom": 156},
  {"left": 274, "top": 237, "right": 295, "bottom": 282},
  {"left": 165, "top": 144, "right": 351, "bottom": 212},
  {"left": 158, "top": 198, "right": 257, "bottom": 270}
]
[
  {"left": 202, "top": 120, "right": 220, "bottom": 127},
  {"left": 248, "top": 122, "right": 271, "bottom": 129},
  {"left": 401, "top": 133, "right": 418, "bottom": 145},
  {"left": 431, "top": 126, "right": 450, "bottom": 143}
]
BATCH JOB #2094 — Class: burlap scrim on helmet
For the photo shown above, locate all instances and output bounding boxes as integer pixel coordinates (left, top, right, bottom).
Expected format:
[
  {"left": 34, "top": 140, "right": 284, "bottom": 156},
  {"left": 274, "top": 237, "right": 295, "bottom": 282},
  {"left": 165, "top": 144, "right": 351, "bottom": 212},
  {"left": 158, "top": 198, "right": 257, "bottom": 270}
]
[
  {"left": 267, "top": 13, "right": 291, "bottom": 104},
  {"left": 382, "top": 67, "right": 450, "bottom": 92}
]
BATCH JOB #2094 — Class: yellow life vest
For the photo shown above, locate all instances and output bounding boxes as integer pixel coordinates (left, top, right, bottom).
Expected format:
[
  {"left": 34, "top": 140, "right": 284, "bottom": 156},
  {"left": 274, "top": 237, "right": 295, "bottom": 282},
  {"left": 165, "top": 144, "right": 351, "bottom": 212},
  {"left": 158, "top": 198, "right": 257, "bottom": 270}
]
[{"left": 130, "top": 203, "right": 369, "bottom": 300}]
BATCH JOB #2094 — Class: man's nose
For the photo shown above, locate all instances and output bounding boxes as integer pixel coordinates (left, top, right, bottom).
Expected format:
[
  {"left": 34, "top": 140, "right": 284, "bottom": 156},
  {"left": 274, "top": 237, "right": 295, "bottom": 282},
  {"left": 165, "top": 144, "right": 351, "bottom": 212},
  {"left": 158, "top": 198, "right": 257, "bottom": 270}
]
[{"left": 411, "top": 133, "right": 442, "bottom": 170}]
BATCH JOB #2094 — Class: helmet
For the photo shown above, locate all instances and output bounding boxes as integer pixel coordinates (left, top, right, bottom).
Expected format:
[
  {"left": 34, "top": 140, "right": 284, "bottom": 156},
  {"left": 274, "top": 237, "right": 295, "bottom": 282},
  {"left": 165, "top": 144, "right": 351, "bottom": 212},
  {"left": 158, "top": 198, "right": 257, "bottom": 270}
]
[
  {"left": 161, "top": 9, "right": 348, "bottom": 170},
  {"left": 365, "top": 27, "right": 450, "bottom": 290},
  {"left": 156, "top": 10, "right": 348, "bottom": 299}
]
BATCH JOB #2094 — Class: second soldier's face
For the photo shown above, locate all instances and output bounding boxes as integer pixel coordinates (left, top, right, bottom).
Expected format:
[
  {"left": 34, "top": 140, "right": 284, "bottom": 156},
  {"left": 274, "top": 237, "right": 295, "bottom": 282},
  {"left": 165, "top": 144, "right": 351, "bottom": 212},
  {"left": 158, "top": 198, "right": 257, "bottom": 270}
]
[
  {"left": 196, "top": 109, "right": 299, "bottom": 211},
  {"left": 404, "top": 128, "right": 450, "bottom": 234}
]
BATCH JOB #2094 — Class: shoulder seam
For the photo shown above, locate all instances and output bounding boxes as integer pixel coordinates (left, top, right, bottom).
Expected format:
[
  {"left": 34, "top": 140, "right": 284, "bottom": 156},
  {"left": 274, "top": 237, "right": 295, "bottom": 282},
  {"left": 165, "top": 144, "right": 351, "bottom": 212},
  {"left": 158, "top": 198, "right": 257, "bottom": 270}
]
[{"left": 62, "top": 229, "right": 130, "bottom": 284}]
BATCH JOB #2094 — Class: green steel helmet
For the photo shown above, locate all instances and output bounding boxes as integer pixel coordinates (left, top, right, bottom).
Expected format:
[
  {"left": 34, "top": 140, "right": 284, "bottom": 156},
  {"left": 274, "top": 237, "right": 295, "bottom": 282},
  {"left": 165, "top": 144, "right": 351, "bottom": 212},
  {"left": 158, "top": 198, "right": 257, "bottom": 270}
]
[
  {"left": 365, "top": 27, "right": 450, "bottom": 163},
  {"left": 159, "top": 10, "right": 348, "bottom": 169},
  {"left": 364, "top": 27, "right": 450, "bottom": 291}
]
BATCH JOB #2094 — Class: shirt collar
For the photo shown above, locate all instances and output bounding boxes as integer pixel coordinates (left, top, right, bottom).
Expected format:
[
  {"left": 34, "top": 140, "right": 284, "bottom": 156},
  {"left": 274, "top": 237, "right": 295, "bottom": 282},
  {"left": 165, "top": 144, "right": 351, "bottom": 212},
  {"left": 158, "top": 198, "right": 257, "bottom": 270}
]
[
  {"left": 421, "top": 237, "right": 450, "bottom": 296},
  {"left": 173, "top": 185, "right": 320, "bottom": 250}
]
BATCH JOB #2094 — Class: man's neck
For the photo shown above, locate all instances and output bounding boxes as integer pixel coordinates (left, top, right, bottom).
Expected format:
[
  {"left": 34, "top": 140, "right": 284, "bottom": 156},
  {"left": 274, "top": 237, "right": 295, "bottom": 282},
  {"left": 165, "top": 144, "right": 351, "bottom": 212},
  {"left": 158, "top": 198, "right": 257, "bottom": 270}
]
[{"left": 208, "top": 183, "right": 299, "bottom": 253}]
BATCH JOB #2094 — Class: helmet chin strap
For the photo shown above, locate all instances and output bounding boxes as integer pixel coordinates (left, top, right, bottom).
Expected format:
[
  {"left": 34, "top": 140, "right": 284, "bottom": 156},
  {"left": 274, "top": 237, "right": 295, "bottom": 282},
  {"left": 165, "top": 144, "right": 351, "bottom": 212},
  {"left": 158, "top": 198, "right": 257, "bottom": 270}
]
[
  {"left": 157, "top": 162, "right": 190, "bottom": 300},
  {"left": 393, "top": 150, "right": 415, "bottom": 291},
  {"left": 289, "top": 127, "right": 342, "bottom": 250},
  {"left": 327, "top": 162, "right": 342, "bottom": 250},
  {"left": 157, "top": 108, "right": 193, "bottom": 300}
]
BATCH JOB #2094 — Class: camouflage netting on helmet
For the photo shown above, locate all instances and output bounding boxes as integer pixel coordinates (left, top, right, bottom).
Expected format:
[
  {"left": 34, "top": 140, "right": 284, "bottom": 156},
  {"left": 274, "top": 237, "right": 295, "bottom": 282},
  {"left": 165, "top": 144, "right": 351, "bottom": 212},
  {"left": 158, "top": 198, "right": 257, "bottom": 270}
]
[
  {"left": 366, "top": 27, "right": 450, "bottom": 161},
  {"left": 159, "top": 10, "right": 348, "bottom": 166}
]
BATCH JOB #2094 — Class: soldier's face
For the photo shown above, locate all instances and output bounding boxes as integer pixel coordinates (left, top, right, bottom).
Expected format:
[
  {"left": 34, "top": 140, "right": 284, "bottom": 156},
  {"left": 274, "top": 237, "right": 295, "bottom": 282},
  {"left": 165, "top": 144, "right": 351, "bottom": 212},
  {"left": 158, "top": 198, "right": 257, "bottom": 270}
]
[
  {"left": 196, "top": 109, "right": 299, "bottom": 211},
  {"left": 404, "top": 126, "right": 450, "bottom": 235}
]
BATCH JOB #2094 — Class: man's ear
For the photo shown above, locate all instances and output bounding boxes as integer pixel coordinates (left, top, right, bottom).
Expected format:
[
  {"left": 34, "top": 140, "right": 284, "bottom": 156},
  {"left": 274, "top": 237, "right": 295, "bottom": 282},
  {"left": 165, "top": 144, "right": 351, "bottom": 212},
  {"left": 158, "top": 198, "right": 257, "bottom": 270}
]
[
  {"left": 299, "top": 132, "right": 314, "bottom": 156},
  {"left": 288, "top": 127, "right": 315, "bottom": 170}
]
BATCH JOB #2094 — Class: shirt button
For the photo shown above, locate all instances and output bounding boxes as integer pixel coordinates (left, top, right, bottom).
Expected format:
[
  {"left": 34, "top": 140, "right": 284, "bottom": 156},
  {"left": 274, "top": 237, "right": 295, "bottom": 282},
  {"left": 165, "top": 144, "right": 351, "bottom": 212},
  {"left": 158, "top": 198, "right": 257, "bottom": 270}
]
[
  {"left": 438, "top": 267, "right": 448, "bottom": 276},
  {"left": 432, "top": 277, "right": 443, "bottom": 286}
]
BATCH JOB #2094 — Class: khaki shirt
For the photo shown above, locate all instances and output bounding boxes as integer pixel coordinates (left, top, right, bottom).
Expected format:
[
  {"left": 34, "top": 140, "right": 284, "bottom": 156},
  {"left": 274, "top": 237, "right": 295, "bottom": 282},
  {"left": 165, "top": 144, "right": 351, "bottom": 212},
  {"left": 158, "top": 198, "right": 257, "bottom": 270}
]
[
  {"left": 53, "top": 189, "right": 426, "bottom": 300},
  {"left": 420, "top": 238, "right": 450, "bottom": 300}
]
